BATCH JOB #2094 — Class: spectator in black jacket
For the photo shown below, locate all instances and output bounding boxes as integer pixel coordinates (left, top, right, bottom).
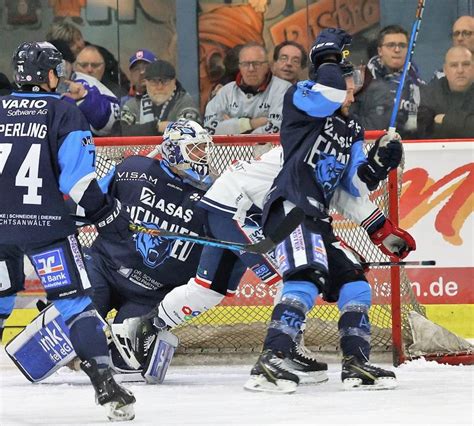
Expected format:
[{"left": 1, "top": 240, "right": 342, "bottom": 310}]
[
  {"left": 0, "top": 72, "right": 13, "bottom": 96},
  {"left": 418, "top": 46, "right": 473, "bottom": 138}
]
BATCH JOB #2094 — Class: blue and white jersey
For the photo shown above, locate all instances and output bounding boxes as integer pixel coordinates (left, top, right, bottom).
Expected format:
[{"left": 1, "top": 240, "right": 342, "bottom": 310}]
[
  {"left": 0, "top": 91, "right": 106, "bottom": 245},
  {"left": 264, "top": 63, "right": 371, "bottom": 222},
  {"left": 90, "top": 156, "right": 208, "bottom": 291}
]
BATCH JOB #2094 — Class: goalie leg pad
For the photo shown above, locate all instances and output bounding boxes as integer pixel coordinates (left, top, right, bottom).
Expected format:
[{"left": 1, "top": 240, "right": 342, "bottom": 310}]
[
  {"left": 142, "top": 330, "right": 179, "bottom": 384},
  {"left": 5, "top": 304, "right": 77, "bottom": 382},
  {"left": 157, "top": 278, "right": 224, "bottom": 328}
]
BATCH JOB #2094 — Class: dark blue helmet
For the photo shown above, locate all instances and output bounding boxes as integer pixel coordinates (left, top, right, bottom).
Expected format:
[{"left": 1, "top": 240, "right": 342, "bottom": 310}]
[{"left": 12, "top": 41, "right": 65, "bottom": 86}]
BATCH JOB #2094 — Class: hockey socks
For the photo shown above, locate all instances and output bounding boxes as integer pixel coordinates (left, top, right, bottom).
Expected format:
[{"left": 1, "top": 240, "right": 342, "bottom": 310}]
[
  {"left": 264, "top": 302, "right": 306, "bottom": 357},
  {"left": 338, "top": 304, "right": 371, "bottom": 360},
  {"left": 68, "top": 308, "right": 110, "bottom": 369}
]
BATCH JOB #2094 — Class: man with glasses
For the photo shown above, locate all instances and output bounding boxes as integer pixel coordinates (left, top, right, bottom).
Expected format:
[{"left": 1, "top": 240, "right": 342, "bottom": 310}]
[
  {"left": 204, "top": 41, "right": 291, "bottom": 135},
  {"left": 433, "top": 16, "right": 474, "bottom": 80},
  {"left": 272, "top": 41, "right": 307, "bottom": 85},
  {"left": 116, "top": 60, "right": 200, "bottom": 136},
  {"left": 350, "top": 24, "right": 425, "bottom": 138}
]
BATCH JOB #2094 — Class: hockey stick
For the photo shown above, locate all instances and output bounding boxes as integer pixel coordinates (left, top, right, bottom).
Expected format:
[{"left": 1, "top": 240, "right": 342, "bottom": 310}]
[
  {"left": 387, "top": 0, "right": 426, "bottom": 138},
  {"left": 130, "top": 207, "right": 304, "bottom": 254},
  {"left": 362, "top": 260, "right": 435, "bottom": 267}
]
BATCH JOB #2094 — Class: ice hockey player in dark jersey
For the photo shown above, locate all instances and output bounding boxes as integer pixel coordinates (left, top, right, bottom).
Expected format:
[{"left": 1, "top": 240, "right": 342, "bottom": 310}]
[
  {"left": 84, "top": 119, "right": 215, "bottom": 375},
  {"left": 0, "top": 41, "right": 135, "bottom": 421},
  {"left": 244, "top": 28, "right": 413, "bottom": 393}
]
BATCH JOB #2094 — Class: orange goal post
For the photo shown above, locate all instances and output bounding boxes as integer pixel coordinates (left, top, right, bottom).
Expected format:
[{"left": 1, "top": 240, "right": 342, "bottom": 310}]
[{"left": 83, "top": 132, "right": 473, "bottom": 366}]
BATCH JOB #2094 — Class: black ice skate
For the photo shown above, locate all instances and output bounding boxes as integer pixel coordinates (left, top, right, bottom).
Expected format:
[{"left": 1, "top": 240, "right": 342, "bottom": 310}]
[
  {"left": 341, "top": 355, "right": 397, "bottom": 390},
  {"left": 81, "top": 360, "right": 136, "bottom": 421},
  {"left": 244, "top": 349, "right": 299, "bottom": 394},
  {"left": 284, "top": 342, "right": 329, "bottom": 385}
]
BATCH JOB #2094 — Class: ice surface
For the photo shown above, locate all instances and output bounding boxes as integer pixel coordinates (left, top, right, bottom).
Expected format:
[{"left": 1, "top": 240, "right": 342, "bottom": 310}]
[{"left": 0, "top": 348, "right": 472, "bottom": 425}]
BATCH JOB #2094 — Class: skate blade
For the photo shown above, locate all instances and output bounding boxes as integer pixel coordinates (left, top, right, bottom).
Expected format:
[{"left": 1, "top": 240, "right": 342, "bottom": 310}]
[
  {"left": 295, "top": 370, "right": 329, "bottom": 385},
  {"left": 243, "top": 375, "right": 297, "bottom": 394},
  {"left": 106, "top": 401, "right": 136, "bottom": 422},
  {"left": 343, "top": 376, "right": 398, "bottom": 391}
]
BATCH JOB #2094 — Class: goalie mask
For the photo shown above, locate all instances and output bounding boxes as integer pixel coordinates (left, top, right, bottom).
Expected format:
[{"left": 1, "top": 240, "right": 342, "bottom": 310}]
[
  {"left": 12, "top": 41, "right": 65, "bottom": 86},
  {"left": 161, "top": 119, "right": 215, "bottom": 188}
]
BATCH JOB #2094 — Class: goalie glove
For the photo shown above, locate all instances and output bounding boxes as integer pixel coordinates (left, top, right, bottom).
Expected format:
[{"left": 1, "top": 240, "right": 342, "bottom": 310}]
[
  {"left": 369, "top": 218, "right": 416, "bottom": 259},
  {"left": 358, "top": 133, "right": 403, "bottom": 190}
]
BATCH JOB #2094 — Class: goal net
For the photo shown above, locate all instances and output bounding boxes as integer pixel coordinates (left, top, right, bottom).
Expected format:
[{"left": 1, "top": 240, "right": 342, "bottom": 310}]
[{"left": 80, "top": 134, "right": 472, "bottom": 366}]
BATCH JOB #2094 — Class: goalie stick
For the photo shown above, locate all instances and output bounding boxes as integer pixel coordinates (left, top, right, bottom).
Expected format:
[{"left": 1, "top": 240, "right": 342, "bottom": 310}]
[
  {"left": 362, "top": 260, "right": 436, "bottom": 267},
  {"left": 130, "top": 207, "right": 305, "bottom": 254}
]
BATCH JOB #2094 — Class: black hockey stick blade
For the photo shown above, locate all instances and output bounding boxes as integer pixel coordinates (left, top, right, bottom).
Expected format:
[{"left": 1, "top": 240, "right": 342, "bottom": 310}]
[
  {"left": 362, "top": 260, "right": 436, "bottom": 267},
  {"left": 130, "top": 207, "right": 304, "bottom": 254}
]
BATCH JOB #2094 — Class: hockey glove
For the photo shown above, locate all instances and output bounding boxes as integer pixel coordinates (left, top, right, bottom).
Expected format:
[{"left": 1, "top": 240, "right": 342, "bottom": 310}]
[
  {"left": 358, "top": 133, "right": 403, "bottom": 190},
  {"left": 87, "top": 197, "right": 132, "bottom": 241},
  {"left": 369, "top": 218, "right": 416, "bottom": 259},
  {"left": 309, "top": 28, "right": 352, "bottom": 68}
]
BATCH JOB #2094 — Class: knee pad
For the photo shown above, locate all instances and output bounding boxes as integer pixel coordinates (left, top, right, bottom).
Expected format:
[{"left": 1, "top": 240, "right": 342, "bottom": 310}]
[
  {"left": 281, "top": 280, "right": 320, "bottom": 312},
  {"left": 337, "top": 280, "right": 371, "bottom": 311},
  {"left": 53, "top": 296, "right": 94, "bottom": 322},
  {"left": 158, "top": 278, "right": 224, "bottom": 328}
]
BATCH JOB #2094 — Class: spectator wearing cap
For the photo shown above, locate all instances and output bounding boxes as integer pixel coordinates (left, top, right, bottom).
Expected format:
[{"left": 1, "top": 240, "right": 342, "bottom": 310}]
[
  {"left": 115, "top": 60, "right": 200, "bottom": 136},
  {"left": 49, "top": 39, "right": 120, "bottom": 136},
  {"left": 121, "top": 49, "right": 158, "bottom": 105}
]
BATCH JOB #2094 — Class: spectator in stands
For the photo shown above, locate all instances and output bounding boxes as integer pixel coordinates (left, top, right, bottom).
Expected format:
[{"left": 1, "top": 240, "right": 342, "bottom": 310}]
[
  {"left": 272, "top": 40, "right": 307, "bottom": 84},
  {"left": 204, "top": 42, "right": 291, "bottom": 135},
  {"left": 350, "top": 25, "right": 425, "bottom": 138},
  {"left": 121, "top": 49, "right": 158, "bottom": 105},
  {"left": 452, "top": 15, "right": 474, "bottom": 53},
  {"left": 207, "top": 44, "right": 244, "bottom": 105},
  {"left": 51, "top": 40, "right": 119, "bottom": 136},
  {"left": 0, "top": 72, "right": 13, "bottom": 96},
  {"left": 46, "top": 21, "right": 129, "bottom": 97},
  {"left": 115, "top": 60, "right": 200, "bottom": 136},
  {"left": 74, "top": 45, "right": 125, "bottom": 98},
  {"left": 433, "top": 15, "right": 474, "bottom": 80},
  {"left": 417, "top": 46, "right": 473, "bottom": 138}
]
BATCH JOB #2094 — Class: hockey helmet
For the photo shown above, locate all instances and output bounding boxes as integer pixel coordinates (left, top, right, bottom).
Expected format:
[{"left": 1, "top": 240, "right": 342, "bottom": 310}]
[
  {"left": 161, "top": 119, "right": 214, "bottom": 186},
  {"left": 12, "top": 41, "right": 65, "bottom": 86}
]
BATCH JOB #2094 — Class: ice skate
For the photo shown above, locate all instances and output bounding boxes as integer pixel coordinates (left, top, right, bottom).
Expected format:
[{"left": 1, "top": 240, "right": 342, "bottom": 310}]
[
  {"left": 284, "top": 342, "right": 329, "bottom": 385},
  {"left": 341, "top": 355, "right": 397, "bottom": 390},
  {"left": 244, "top": 349, "right": 299, "bottom": 394},
  {"left": 81, "top": 360, "right": 136, "bottom": 421}
]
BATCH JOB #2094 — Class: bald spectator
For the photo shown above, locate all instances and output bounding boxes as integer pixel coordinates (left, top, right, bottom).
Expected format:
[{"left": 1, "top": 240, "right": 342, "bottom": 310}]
[
  {"left": 433, "top": 16, "right": 474, "bottom": 80},
  {"left": 204, "top": 42, "right": 291, "bottom": 135},
  {"left": 418, "top": 46, "right": 474, "bottom": 138},
  {"left": 272, "top": 41, "right": 307, "bottom": 85},
  {"left": 452, "top": 16, "right": 474, "bottom": 53}
]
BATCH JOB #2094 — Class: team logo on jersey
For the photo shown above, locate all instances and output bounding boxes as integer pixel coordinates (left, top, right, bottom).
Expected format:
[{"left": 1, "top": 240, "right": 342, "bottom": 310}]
[
  {"left": 31, "top": 248, "right": 71, "bottom": 289},
  {"left": 315, "top": 153, "right": 345, "bottom": 200},
  {"left": 135, "top": 222, "right": 173, "bottom": 268},
  {"left": 189, "top": 193, "right": 201, "bottom": 202}
]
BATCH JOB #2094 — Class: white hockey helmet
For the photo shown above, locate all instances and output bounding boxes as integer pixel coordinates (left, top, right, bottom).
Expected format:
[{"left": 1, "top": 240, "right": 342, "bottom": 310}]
[{"left": 161, "top": 119, "right": 214, "bottom": 186}]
